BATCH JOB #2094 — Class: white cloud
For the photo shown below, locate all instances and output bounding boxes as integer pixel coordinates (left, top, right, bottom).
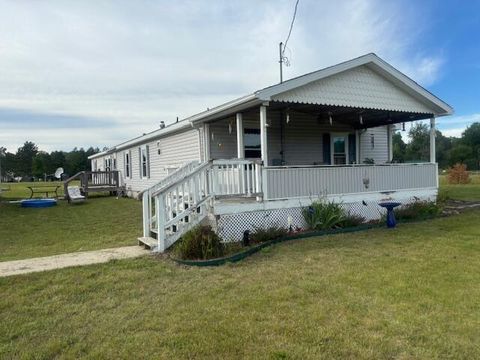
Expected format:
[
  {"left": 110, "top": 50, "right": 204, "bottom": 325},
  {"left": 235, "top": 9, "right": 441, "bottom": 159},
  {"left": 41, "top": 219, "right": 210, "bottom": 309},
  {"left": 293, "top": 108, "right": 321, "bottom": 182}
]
[{"left": 0, "top": 0, "right": 447, "bottom": 151}]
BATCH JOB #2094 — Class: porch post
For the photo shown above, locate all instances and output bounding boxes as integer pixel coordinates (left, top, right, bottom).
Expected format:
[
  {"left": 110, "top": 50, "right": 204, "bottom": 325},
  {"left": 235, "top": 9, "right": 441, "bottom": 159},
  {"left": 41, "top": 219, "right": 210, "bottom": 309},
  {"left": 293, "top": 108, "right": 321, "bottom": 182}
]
[
  {"left": 430, "top": 117, "right": 436, "bottom": 163},
  {"left": 260, "top": 105, "right": 269, "bottom": 166},
  {"left": 387, "top": 125, "right": 393, "bottom": 162},
  {"left": 236, "top": 113, "right": 244, "bottom": 159},
  {"left": 204, "top": 123, "right": 211, "bottom": 162},
  {"left": 355, "top": 130, "right": 360, "bottom": 164}
]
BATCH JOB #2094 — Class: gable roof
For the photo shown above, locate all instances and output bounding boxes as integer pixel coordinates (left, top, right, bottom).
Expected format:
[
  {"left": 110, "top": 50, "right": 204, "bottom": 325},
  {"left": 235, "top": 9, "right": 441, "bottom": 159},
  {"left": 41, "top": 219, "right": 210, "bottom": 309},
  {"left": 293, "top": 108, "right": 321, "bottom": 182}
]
[{"left": 254, "top": 53, "right": 453, "bottom": 116}]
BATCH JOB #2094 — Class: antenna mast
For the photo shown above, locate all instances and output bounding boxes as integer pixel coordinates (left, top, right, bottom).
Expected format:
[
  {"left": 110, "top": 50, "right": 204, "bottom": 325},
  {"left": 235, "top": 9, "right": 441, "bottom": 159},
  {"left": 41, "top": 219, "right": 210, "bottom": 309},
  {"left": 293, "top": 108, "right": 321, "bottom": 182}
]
[
  {"left": 278, "top": 0, "right": 300, "bottom": 84},
  {"left": 279, "top": 42, "right": 284, "bottom": 83}
]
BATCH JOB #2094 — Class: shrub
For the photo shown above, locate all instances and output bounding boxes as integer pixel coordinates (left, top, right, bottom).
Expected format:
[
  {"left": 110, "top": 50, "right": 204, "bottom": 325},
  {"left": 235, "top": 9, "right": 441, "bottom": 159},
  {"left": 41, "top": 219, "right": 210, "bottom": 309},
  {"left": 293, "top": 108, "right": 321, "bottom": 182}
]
[
  {"left": 394, "top": 201, "right": 440, "bottom": 221},
  {"left": 250, "top": 225, "right": 288, "bottom": 244},
  {"left": 448, "top": 163, "right": 470, "bottom": 184},
  {"left": 174, "top": 225, "right": 224, "bottom": 260},
  {"left": 302, "top": 200, "right": 346, "bottom": 230},
  {"left": 339, "top": 213, "right": 366, "bottom": 228}
]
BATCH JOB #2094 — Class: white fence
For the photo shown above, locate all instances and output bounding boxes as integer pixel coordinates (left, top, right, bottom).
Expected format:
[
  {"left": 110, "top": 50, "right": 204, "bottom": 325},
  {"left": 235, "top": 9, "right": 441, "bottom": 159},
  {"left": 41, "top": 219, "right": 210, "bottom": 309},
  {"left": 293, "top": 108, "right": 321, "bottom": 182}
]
[{"left": 263, "top": 163, "right": 438, "bottom": 200}]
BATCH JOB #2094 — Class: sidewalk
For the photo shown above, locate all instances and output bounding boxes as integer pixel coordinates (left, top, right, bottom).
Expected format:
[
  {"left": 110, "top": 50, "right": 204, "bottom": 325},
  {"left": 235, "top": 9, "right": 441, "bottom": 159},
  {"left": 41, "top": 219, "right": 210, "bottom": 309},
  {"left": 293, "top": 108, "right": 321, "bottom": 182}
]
[{"left": 0, "top": 246, "right": 149, "bottom": 277}]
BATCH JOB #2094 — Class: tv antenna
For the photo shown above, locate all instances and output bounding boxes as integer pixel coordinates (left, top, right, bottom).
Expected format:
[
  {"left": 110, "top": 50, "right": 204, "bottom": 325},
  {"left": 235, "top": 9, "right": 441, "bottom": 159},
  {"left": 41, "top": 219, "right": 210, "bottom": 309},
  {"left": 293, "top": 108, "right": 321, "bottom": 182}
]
[{"left": 279, "top": 0, "right": 300, "bottom": 83}]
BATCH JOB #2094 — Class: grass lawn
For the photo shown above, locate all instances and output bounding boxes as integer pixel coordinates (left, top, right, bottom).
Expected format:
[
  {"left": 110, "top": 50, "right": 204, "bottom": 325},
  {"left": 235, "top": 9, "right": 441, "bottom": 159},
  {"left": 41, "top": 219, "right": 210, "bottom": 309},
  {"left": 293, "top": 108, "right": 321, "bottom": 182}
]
[
  {"left": 1, "top": 210, "right": 479, "bottom": 359},
  {"left": 439, "top": 174, "right": 480, "bottom": 201},
  {"left": 0, "top": 181, "right": 67, "bottom": 200},
  {"left": 0, "top": 197, "right": 141, "bottom": 261}
]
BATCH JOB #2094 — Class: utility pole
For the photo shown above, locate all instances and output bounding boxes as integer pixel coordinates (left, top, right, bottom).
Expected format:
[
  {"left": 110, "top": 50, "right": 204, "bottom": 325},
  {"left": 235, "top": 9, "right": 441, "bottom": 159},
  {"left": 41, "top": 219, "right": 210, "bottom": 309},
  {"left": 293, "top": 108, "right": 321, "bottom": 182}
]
[{"left": 279, "top": 42, "right": 284, "bottom": 83}]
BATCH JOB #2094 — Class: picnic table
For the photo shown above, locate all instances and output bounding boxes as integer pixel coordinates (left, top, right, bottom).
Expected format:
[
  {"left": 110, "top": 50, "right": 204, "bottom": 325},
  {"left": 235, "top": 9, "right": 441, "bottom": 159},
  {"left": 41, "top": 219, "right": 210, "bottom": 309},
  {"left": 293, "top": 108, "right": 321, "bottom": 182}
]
[{"left": 27, "top": 185, "right": 61, "bottom": 199}]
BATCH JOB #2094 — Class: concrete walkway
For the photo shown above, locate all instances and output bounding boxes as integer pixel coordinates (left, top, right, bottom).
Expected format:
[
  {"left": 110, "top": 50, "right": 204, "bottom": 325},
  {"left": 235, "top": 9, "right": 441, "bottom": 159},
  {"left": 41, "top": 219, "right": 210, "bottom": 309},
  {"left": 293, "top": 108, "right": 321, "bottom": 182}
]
[{"left": 0, "top": 246, "right": 149, "bottom": 277}]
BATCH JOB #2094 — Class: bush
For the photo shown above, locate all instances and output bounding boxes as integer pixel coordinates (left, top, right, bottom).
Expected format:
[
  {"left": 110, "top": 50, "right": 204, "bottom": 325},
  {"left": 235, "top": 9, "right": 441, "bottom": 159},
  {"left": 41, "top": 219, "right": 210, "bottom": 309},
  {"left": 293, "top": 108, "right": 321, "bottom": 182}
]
[
  {"left": 302, "top": 200, "right": 346, "bottom": 230},
  {"left": 250, "top": 225, "right": 288, "bottom": 244},
  {"left": 174, "top": 225, "right": 224, "bottom": 260},
  {"left": 448, "top": 163, "right": 470, "bottom": 184},
  {"left": 394, "top": 201, "right": 440, "bottom": 221},
  {"left": 339, "top": 213, "right": 366, "bottom": 228}
]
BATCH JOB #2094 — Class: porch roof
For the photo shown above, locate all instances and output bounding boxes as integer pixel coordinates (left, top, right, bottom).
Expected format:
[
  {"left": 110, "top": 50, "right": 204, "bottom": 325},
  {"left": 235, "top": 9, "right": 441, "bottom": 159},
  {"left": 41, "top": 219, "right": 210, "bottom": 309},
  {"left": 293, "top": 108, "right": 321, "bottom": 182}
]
[{"left": 190, "top": 54, "right": 452, "bottom": 126}]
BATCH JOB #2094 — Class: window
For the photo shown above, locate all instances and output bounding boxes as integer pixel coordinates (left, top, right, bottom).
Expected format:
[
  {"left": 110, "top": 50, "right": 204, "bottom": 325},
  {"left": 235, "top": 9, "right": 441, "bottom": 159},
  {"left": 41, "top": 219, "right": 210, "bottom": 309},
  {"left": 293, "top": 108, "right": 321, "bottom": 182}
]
[
  {"left": 124, "top": 151, "right": 131, "bottom": 178},
  {"left": 244, "top": 128, "right": 261, "bottom": 159},
  {"left": 139, "top": 146, "right": 150, "bottom": 179},
  {"left": 104, "top": 158, "right": 112, "bottom": 170}
]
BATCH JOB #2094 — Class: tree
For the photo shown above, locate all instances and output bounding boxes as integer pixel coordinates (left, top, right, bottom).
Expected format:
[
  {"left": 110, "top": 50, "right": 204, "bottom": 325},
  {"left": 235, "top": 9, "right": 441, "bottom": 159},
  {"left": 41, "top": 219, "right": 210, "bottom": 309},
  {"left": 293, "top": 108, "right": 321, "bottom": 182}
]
[
  {"left": 435, "top": 130, "right": 453, "bottom": 169},
  {"left": 32, "top": 151, "right": 53, "bottom": 179},
  {"left": 448, "top": 144, "right": 472, "bottom": 165},
  {"left": 50, "top": 151, "right": 66, "bottom": 169},
  {"left": 14, "top": 141, "right": 38, "bottom": 177},
  {"left": 392, "top": 132, "right": 406, "bottom": 162},
  {"left": 462, "top": 123, "right": 480, "bottom": 170},
  {"left": 0, "top": 147, "right": 6, "bottom": 182},
  {"left": 405, "top": 123, "right": 430, "bottom": 162}
]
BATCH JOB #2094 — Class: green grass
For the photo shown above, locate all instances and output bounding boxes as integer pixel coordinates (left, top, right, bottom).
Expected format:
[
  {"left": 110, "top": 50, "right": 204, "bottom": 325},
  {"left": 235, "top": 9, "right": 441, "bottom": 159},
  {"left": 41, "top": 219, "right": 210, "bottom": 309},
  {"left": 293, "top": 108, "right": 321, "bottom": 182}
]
[
  {"left": 439, "top": 174, "right": 480, "bottom": 201},
  {"left": 1, "top": 210, "right": 479, "bottom": 359},
  {"left": 0, "top": 197, "right": 141, "bottom": 261},
  {"left": 0, "top": 181, "right": 67, "bottom": 200}
]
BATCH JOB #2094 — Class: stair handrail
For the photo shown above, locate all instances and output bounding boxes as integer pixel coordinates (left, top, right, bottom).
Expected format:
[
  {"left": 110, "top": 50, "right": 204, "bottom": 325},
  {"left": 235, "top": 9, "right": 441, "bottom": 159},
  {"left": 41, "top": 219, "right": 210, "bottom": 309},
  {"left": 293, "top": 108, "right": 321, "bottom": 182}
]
[{"left": 140, "top": 160, "right": 201, "bottom": 197}]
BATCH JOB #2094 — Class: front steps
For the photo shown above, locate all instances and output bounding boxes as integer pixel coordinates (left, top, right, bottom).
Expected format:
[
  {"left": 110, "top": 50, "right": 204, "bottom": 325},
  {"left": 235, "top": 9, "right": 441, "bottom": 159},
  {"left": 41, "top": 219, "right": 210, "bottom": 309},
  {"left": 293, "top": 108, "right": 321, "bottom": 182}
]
[{"left": 138, "top": 236, "right": 157, "bottom": 250}]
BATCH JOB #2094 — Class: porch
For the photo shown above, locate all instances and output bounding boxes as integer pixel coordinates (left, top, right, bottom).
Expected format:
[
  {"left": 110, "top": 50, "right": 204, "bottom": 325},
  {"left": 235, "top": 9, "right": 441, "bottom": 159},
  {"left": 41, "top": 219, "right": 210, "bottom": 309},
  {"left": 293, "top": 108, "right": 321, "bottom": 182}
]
[
  {"left": 141, "top": 54, "right": 452, "bottom": 251},
  {"left": 140, "top": 159, "right": 438, "bottom": 250}
]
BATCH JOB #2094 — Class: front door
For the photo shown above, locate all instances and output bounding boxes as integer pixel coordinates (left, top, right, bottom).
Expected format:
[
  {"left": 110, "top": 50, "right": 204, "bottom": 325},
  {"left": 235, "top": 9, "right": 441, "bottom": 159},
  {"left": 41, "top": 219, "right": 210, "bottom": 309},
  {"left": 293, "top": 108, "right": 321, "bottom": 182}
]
[{"left": 331, "top": 134, "right": 349, "bottom": 165}]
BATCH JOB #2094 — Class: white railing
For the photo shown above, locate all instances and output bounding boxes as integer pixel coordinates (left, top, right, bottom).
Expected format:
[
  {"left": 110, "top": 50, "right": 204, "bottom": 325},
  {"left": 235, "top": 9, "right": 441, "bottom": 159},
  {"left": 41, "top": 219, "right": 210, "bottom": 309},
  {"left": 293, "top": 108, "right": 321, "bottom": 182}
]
[
  {"left": 142, "top": 159, "right": 261, "bottom": 251},
  {"left": 263, "top": 163, "right": 438, "bottom": 200},
  {"left": 143, "top": 160, "right": 200, "bottom": 196},
  {"left": 209, "top": 159, "right": 262, "bottom": 197}
]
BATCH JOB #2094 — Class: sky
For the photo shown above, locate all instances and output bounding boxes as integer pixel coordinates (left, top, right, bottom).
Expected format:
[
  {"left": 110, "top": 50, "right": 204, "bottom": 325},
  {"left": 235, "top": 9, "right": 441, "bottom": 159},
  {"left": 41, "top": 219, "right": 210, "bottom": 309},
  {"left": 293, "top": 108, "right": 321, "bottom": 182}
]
[{"left": 0, "top": 0, "right": 479, "bottom": 152}]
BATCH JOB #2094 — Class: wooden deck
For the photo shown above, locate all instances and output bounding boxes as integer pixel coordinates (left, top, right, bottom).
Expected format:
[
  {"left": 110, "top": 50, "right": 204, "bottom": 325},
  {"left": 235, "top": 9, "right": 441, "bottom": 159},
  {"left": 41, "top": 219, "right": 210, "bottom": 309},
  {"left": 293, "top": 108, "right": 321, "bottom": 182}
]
[{"left": 64, "top": 170, "right": 123, "bottom": 201}]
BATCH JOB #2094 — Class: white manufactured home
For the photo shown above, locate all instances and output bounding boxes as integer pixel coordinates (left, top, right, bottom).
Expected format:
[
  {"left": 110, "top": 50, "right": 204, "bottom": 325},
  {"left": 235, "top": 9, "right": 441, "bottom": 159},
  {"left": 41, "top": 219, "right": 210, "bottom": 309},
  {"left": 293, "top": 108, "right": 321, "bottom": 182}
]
[{"left": 88, "top": 53, "right": 453, "bottom": 251}]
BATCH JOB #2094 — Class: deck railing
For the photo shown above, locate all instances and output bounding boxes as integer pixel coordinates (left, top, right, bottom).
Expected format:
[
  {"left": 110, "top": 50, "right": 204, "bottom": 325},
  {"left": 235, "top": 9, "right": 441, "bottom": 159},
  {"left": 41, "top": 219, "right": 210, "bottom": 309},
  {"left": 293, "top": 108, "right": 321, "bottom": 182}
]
[
  {"left": 209, "top": 159, "right": 262, "bottom": 197},
  {"left": 64, "top": 170, "right": 120, "bottom": 200},
  {"left": 262, "top": 163, "right": 438, "bottom": 200}
]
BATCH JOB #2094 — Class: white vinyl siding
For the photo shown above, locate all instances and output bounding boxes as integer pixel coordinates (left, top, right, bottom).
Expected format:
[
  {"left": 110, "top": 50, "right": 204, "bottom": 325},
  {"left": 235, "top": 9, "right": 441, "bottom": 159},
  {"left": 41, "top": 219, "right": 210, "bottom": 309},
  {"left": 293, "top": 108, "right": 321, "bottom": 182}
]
[
  {"left": 360, "top": 126, "right": 389, "bottom": 164},
  {"left": 110, "top": 128, "right": 201, "bottom": 195},
  {"left": 272, "top": 65, "right": 433, "bottom": 114}
]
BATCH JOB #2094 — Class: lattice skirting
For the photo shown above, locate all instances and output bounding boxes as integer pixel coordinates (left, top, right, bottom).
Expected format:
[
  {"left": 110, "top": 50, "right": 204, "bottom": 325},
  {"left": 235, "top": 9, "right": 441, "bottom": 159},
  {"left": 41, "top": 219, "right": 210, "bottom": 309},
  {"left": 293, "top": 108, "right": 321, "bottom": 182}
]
[{"left": 214, "top": 195, "right": 432, "bottom": 242}]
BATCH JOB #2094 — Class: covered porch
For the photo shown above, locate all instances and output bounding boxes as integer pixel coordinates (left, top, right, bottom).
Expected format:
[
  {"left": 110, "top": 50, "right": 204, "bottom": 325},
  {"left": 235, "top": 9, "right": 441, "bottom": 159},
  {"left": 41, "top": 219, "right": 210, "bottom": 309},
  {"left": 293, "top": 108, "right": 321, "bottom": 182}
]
[{"left": 201, "top": 101, "right": 439, "bottom": 202}]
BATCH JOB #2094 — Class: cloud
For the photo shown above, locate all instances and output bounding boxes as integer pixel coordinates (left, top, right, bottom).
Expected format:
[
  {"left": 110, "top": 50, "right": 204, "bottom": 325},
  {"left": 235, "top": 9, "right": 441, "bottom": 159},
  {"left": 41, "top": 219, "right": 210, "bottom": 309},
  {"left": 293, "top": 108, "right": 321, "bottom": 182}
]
[{"left": 0, "top": 0, "right": 447, "bottom": 151}]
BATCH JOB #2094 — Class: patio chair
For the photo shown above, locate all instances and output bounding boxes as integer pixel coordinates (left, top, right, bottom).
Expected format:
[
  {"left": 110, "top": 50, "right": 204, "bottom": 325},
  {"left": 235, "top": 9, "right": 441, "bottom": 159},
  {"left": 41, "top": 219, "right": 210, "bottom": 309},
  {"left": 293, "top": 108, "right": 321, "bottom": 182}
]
[{"left": 67, "top": 186, "right": 85, "bottom": 203}]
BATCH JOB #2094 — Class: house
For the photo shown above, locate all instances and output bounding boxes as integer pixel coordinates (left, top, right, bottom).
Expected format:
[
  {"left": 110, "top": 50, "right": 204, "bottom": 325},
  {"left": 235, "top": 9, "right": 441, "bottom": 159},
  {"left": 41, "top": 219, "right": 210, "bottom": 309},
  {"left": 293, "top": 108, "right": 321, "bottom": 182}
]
[{"left": 88, "top": 53, "right": 453, "bottom": 251}]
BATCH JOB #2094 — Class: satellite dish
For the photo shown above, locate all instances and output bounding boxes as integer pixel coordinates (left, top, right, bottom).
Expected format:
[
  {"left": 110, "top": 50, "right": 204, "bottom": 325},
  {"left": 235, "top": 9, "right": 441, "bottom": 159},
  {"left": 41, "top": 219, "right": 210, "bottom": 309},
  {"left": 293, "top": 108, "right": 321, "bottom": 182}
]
[{"left": 54, "top": 167, "right": 64, "bottom": 179}]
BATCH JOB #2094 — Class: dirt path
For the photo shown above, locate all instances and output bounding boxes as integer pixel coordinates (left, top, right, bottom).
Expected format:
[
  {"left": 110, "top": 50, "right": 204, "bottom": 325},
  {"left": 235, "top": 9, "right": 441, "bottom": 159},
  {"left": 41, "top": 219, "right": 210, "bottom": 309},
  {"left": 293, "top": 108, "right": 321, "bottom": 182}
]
[{"left": 0, "top": 246, "right": 149, "bottom": 277}]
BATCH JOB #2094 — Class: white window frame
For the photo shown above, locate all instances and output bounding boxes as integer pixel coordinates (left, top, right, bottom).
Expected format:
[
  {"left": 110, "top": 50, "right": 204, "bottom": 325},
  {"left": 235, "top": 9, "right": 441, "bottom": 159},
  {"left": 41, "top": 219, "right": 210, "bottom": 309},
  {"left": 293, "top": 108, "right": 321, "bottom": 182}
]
[
  {"left": 330, "top": 132, "right": 349, "bottom": 165},
  {"left": 139, "top": 145, "right": 150, "bottom": 179},
  {"left": 124, "top": 150, "right": 131, "bottom": 179}
]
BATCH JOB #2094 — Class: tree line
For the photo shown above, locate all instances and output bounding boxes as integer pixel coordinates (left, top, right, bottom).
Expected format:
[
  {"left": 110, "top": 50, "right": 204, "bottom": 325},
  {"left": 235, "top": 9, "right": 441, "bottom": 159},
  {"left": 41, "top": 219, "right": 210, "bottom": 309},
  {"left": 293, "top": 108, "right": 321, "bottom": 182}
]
[
  {"left": 0, "top": 142, "right": 100, "bottom": 181},
  {"left": 0, "top": 122, "right": 479, "bottom": 181},
  {"left": 392, "top": 122, "right": 480, "bottom": 170}
]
